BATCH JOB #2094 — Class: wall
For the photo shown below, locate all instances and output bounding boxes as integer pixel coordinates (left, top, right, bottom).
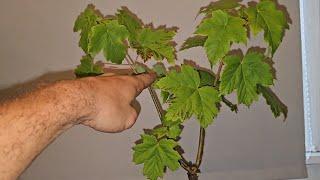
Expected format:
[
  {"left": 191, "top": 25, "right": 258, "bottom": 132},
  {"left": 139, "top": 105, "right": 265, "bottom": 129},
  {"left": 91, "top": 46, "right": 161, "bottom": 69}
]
[{"left": 0, "top": 0, "right": 306, "bottom": 179}]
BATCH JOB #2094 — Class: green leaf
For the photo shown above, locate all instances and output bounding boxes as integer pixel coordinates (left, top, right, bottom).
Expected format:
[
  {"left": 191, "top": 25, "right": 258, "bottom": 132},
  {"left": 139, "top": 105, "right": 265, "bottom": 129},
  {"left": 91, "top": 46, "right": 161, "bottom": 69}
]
[
  {"left": 160, "top": 91, "right": 171, "bottom": 103},
  {"left": 88, "top": 20, "right": 129, "bottom": 64},
  {"left": 143, "top": 155, "right": 163, "bottom": 180},
  {"left": 245, "top": 0, "right": 288, "bottom": 55},
  {"left": 152, "top": 126, "right": 169, "bottom": 139},
  {"left": 257, "top": 85, "right": 288, "bottom": 119},
  {"left": 198, "top": 69, "right": 215, "bottom": 87},
  {"left": 220, "top": 51, "right": 273, "bottom": 106},
  {"left": 167, "top": 125, "right": 182, "bottom": 139},
  {"left": 152, "top": 125, "right": 182, "bottom": 139},
  {"left": 180, "top": 35, "right": 207, "bottom": 51},
  {"left": 74, "top": 5, "right": 102, "bottom": 53},
  {"left": 133, "top": 134, "right": 181, "bottom": 180},
  {"left": 136, "top": 28, "right": 176, "bottom": 64},
  {"left": 157, "top": 65, "right": 221, "bottom": 128},
  {"left": 198, "top": 0, "right": 242, "bottom": 16},
  {"left": 133, "top": 63, "right": 148, "bottom": 74},
  {"left": 74, "top": 55, "right": 103, "bottom": 77},
  {"left": 153, "top": 63, "right": 167, "bottom": 77},
  {"left": 116, "top": 7, "right": 143, "bottom": 46},
  {"left": 195, "top": 10, "right": 247, "bottom": 65}
]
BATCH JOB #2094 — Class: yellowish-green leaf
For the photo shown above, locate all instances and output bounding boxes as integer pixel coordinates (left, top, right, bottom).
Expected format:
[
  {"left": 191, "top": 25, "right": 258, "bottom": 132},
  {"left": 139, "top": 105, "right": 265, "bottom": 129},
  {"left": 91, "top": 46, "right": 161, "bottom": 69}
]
[
  {"left": 245, "top": 0, "right": 288, "bottom": 55},
  {"left": 220, "top": 51, "right": 273, "bottom": 106},
  {"left": 195, "top": 10, "right": 247, "bottom": 65},
  {"left": 116, "top": 7, "right": 143, "bottom": 46},
  {"left": 198, "top": 0, "right": 242, "bottom": 16},
  {"left": 136, "top": 28, "right": 176, "bottom": 64},
  {"left": 157, "top": 65, "right": 221, "bottom": 128},
  {"left": 133, "top": 134, "right": 181, "bottom": 180},
  {"left": 167, "top": 125, "right": 182, "bottom": 139},
  {"left": 133, "top": 63, "right": 148, "bottom": 74},
  {"left": 74, "top": 5, "right": 102, "bottom": 53},
  {"left": 152, "top": 125, "right": 182, "bottom": 139},
  {"left": 88, "top": 20, "right": 129, "bottom": 64},
  {"left": 198, "top": 69, "right": 216, "bottom": 87},
  {"left": 74, "top": 55, "right": 103, "bottom": 77},
  {"left": 257, "top": 85, "right": 288, "bottom": 119},
  {"left": 153, "top": 63, "right": 167, "bottom": 77},
  {"left": 160, "top": 91, "right": 171, "bottom": 104},
  {"left": 180, "top": 35, "right": 207, "bottom": 51}
]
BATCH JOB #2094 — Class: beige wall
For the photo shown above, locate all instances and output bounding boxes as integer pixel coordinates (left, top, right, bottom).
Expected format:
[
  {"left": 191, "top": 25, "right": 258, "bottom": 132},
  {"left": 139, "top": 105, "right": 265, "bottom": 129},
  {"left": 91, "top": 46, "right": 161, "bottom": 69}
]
[{"left": 0, "top": 0, "right": 306, "bottom": 179}]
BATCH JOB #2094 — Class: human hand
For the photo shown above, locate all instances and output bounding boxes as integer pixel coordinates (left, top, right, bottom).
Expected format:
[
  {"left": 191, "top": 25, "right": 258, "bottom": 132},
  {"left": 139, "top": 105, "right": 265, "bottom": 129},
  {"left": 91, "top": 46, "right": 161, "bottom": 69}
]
[{"left": 77, "top": 73, "right": 156, "bottom": 133}]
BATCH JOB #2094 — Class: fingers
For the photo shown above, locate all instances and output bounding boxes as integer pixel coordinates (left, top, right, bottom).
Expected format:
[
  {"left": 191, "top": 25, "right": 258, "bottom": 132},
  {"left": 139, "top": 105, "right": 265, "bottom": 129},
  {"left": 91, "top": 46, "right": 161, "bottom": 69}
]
[
  {"left": 132, "top": 73, "right": 157, "bottom": 96},
  {"left": 125, "top": 106, "right": 139, "bottom": 129},
  {"left": 100, "top": 73, "right": 116, "bottom": 77},
  {"left": 131, "top": 99, "right": 141, "bottom": 115}
]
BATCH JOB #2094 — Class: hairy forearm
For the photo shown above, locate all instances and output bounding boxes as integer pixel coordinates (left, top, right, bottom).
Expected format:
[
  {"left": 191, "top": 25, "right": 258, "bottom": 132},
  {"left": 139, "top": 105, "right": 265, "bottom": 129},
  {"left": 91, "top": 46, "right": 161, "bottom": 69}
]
[{"left": 0, "top": 80, "right": 93, "bottom": 179}]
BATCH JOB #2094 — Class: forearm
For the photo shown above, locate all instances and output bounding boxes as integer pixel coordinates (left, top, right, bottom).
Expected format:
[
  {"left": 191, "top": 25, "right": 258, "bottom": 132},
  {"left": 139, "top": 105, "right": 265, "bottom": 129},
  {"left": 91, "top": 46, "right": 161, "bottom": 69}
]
[
  {"left": 0, "top": 72, "right": 155, "bottom": 179},
  {"left": 0, "top": 80, "right": 92, "bottom": 179}
]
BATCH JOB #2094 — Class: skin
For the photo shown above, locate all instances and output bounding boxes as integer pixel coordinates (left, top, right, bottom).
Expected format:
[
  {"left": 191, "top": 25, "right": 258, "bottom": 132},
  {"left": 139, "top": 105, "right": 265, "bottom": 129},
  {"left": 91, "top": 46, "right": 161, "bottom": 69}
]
[{"left": 0, "top": 73, "right": 156, "bottom": 180}]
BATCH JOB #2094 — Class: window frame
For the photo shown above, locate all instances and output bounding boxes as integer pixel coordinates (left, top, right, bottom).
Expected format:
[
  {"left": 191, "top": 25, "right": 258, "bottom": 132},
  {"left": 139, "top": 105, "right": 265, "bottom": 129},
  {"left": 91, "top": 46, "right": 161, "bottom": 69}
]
[{"left": 299, "top": 0, "right": 320, "bottom": 163}]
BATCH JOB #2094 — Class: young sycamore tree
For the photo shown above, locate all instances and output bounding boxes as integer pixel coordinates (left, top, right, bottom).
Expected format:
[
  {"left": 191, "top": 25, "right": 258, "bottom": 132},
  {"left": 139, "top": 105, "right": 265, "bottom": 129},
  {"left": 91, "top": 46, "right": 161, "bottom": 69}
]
[{"left": 73, "top": 0, "right": 290, "bottom": 179}]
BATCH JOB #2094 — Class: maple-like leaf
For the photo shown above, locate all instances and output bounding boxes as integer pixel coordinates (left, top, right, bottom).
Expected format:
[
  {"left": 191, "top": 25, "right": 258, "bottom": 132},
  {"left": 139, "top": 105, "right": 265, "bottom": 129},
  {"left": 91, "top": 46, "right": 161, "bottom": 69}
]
[
  {"left": 198, "top": 0, "right": 242, "bottom": 16},
  {"left": 74, "top": 55, "right": 103, "bottom": 77},
  {"left": 257, "top": 85, "right": 288, "bottom": 119},
  {"left": 167, "top": 125, "right": 183, "bottom": 139},
  {"left": 246, "top": 0, "right": 289, "bottom": 55},
  {"left": 133, "top": 63, "right": 148, "bottom": 74},
  {"left": 157, "top": 65, "right": 221, "bottom": 128},
  {"left": 74, "top": 5, "right": 102, "bottom": 53},
  {"left": 195, "top": 10, "right": 247, "bottom": 65},
  {"left": 220, "top": 52, "right": 273, "bottom": 106},
  {"left": 133, "top": 134, "right": 181, "bottom": 180},
  {"left": 180, "top": 35, "right": 207, "bottom": 51},
  {"left": 198, "top": 69, "right": 216, "bottom": 87},
  {"left": 88, "top": 20, "right": 129, "bottom": 64},
  {"left": 116, "top": 7, "right": 143, "bottom": 46},
  {"left": 160, "top": 91, "right": 171, "bottom": 103},
  {"left": 153, "top": 63, "right": 167, "bottom": 77},
  {"left": 136, "top": 27, "right": 176, "bottom": 64},
  {"left": 152, "top": 126, "right": 168, "bottom": 139},
  {"left": 152, "top": 125, "right": 182, "bottom": 139}
]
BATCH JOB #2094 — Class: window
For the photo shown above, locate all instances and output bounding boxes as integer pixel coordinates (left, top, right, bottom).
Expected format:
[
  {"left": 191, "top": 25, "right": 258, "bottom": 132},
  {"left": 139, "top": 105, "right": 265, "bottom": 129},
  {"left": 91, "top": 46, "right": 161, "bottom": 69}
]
[{"left": 300, "top": 0, "right": 320, "bottom": 162}]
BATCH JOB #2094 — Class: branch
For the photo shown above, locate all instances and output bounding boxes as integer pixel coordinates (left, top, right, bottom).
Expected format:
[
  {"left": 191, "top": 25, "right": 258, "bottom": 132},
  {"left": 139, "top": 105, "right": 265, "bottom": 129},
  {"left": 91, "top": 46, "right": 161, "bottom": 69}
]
[
  {"left": 125, "top": 55, "right": 164, "bottom": 118},
  {"left": 222, "top": 96, "right": 238, "bottom": 113},
  {"left": 194, "top": 61, "right": 224, "bottom": 170},
  {"left": 126, "top": 54, "right": 201, "bottom": 174},
  {"left": 179, "top": 157, "right": 192, "bottom": 173},
  {"left": 213, "top": 61, "right": 238, "bottom": 113},
  {"left": 195, "top": 127, "right": 205, "bottom": 168},
  {"left": 214, "top": 61, "right": 224, "bottom": 86}
]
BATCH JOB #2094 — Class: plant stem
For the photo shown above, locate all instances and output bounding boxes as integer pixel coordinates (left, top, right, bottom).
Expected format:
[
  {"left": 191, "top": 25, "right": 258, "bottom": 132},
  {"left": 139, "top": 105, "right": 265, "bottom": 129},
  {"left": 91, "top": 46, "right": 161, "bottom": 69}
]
[
  {"left": 193, "top": 61, "right": 225, "bottom": 176},
  {"left": 195, "top": 127, "right": 205, "bottom": 168},
  {"left": 213, "top": 60, "right": 238, "bottom": 112},
  {"left": 214, "top": 61, "right": 224, "bottom": 86},
  {"left": 148, "top": 86, "right": 165, "bottom": 118},
  {"left": 180, "top": 158, "right": 191, "bottom": 172},
  {"left": 187, "top": 173, "right": 199, "bottom": 180},
  {"left": 222, "top": 96, "right": 238, "bottom": 113},
  {"left": 125, "top": 54, "right": 195, "bottom": 174},
  {"left": 125, "top": 55, "right": 164, "bottom": 119}
]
